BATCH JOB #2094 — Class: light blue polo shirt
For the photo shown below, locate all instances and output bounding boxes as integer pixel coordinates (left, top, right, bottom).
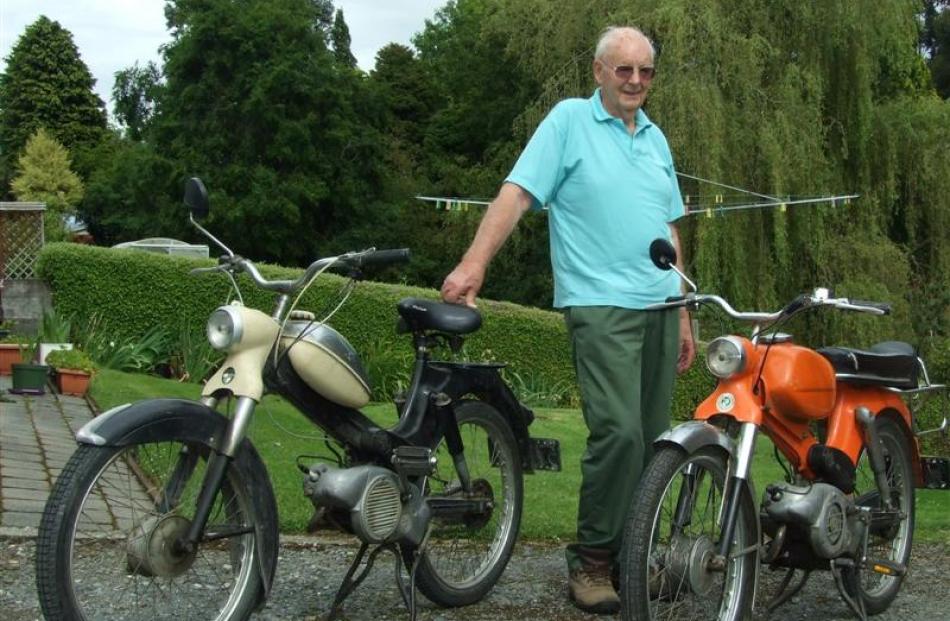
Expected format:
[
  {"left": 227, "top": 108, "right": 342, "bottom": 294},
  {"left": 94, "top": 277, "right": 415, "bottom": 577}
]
[{"left": 505, "top": 89, "right": 684, "bottom": 309}]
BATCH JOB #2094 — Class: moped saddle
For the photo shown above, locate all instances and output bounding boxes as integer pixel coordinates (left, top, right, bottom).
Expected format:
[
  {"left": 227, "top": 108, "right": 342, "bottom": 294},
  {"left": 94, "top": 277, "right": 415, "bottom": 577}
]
[
  {"left": 817, "top": 341, "right": 919, "bottom": 390},
  {"left": 396, "top": 298, "right": 482, "bottom": 335}
]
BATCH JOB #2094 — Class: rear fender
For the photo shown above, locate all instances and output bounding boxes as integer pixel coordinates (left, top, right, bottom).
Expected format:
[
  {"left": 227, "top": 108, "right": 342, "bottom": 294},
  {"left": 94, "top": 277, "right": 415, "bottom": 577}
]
[
  {"left": 75, "top": 399, "right": 279, "bottom": 601},
  {"left": 433, "top": 362, "right": 542, "bottom": 471}
]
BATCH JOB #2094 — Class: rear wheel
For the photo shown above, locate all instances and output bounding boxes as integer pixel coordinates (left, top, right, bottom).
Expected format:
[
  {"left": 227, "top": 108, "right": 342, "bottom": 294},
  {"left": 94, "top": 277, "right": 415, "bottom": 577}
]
[
  {"left": 620, "top": 446, "right": 757, "bottom": 621},
  {"left": 844, "top": 416, "right": 915, "bottom": 614},
  {"left": 36, "top": 439, "right": 262, "bottom": 621},
  {"left": 404, "top": 399, "right": 524, "bottom": 606}
]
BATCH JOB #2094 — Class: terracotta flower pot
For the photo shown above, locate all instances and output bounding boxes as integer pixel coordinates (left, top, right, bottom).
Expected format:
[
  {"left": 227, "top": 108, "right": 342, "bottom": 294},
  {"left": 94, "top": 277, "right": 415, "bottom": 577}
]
[
  {"left": 0, "top": 344, "right": 26, "bottom": 376},
  {"left": 56, "top": 368, "right": 92, "bottom": 397}
]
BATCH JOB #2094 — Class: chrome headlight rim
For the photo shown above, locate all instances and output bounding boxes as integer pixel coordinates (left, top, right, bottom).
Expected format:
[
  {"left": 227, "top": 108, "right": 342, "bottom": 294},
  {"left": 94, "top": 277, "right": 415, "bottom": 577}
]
[
  {"left": 705, "top": 336, "right": 747, "bottom": 379},
  {"left": 206, "top": 305, "right": 244, "bottom": 351}
]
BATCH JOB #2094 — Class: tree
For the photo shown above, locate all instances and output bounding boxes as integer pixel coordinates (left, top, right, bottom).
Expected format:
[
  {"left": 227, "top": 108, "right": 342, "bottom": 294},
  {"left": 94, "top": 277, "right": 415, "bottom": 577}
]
[
  {"left": 929, "top": 5, "right": 950, "bottom": 97},
  {"left": 11, "top": 129, "right": 85, "bottom": 242},
  {"left": 141, "top": 0, "right": 384, "bottom": 264},
  {"left": 113, "top": 62, "right": 163, "bottom": 141},
  {"left": 0, "top": 16, "right": 107, "bottom": 188},
  {"left": 331, "top": 8, "right": 358, "bottom": 68}
]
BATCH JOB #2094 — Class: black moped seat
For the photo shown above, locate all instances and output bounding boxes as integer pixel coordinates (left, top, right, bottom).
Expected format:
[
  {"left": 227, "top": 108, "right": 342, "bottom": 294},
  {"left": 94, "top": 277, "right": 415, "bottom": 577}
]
[
  {"left": 396, "top": 298, "right": 482, "bottom": 335},
  {"left": 817, "top": 341, "right": 919, "bottom": 390}
]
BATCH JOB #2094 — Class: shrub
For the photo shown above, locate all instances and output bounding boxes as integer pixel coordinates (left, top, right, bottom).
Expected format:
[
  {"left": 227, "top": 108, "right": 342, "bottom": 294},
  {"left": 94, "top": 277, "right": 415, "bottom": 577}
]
[
  {"left": 45, "top": 348, "right": 96, "bottom": 374},
  {"left": 38, "top": 243, "right": 719, "bottom": 414},
  {"left": 38, "top": 242, "right": 573, "bottom": 394}
]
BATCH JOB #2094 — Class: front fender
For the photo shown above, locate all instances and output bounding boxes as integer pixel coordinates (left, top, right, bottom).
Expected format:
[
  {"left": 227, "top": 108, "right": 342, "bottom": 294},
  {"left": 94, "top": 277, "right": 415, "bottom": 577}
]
[
  {"left": 654, "top": 420, "right": 735, "bottom": 455},
  {"left": 75, "top": 399, "right": 279, "bottom": 602}
]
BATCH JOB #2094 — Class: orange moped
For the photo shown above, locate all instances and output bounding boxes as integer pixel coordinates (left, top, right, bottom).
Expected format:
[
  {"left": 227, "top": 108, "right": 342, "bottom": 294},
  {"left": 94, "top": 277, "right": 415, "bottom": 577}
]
[{"left": 619, "top": 239, "right": 949, "bottom": 621}]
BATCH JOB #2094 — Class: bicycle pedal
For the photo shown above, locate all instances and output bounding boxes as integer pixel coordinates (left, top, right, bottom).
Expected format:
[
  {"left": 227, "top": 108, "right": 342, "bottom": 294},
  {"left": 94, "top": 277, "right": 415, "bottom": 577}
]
[
  {"left": 864, "top": 558, "right": 906, "bottom": 576},
  {"left": 391, "top": 446, "right": 436, "bottom": 477}
]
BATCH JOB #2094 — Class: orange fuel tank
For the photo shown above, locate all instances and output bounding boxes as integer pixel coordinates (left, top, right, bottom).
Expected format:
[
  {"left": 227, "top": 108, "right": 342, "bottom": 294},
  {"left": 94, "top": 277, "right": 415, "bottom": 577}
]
[{"left": 760, "top": 344, "right": 837, "bottom": 421}]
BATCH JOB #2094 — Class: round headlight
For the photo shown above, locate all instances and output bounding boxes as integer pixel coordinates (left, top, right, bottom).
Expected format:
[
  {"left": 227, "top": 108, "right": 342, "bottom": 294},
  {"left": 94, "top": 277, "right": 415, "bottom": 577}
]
[
  {"left": 206, "top": 307, "right": 243, "bottom": 351},
  {"left": 705, "top": 336, "right": 746, "bottom": 378}
]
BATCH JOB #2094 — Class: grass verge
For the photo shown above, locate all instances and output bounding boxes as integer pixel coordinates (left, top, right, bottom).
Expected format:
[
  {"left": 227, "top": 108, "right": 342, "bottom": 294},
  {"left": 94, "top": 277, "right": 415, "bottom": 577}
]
[{"left": 89, "top": 369, "right": 949, "bottom": 543}]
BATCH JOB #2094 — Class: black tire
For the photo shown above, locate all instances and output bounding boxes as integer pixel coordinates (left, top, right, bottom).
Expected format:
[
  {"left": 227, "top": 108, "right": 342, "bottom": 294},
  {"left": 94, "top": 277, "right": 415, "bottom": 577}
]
[
  {"left": 36, "top": 439, "right": 262, "bottom": 621},
  {"left": 845, "top": 415, "right": 915, "bottom": 615},
  {"left": 404, "top": 399, "right": 524, "bottom": 607},
  {"left": 620, "top": 446, "right": 756, "bottom": 621}
]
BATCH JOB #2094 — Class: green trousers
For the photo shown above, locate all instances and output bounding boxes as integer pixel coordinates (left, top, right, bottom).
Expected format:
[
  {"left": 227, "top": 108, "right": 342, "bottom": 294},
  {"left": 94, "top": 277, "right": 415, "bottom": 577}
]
[{"left": 563, "top": 306, "right": 680, "bottom": 571}]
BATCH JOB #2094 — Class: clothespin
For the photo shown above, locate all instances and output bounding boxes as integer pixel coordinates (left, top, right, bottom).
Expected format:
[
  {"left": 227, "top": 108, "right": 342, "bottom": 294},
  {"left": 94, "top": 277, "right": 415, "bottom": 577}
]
[
  {"left": 780, "top": 203, "right": 787, "bottom": 213},
  {"left": 705, "top": 207, "right": 713, "bottom": 218}
]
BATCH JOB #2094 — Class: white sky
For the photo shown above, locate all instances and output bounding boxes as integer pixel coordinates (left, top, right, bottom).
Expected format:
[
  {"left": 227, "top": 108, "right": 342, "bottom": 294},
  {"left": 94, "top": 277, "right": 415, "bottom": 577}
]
[{"left": 0, "top": 0, "right": 447, "bottom": 114}]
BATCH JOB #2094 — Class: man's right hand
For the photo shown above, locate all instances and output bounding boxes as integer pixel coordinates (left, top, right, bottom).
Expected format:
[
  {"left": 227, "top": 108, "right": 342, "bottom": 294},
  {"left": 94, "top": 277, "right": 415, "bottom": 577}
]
[{"left": 441, "top": 260, "right": 485, "bottom": 308}]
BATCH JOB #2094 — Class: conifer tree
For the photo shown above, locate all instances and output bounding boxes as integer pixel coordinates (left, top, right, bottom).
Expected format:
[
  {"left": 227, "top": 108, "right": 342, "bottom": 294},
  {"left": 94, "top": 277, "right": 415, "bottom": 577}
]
[
  {"left": 331, "top": 8, "right": 358, "bottom": 68},
  {"left": 0, "top": 16, "right": 107, "bottom": 188},
  {"left": 11, "top": 129, "right": 85, "bottom": 242}
]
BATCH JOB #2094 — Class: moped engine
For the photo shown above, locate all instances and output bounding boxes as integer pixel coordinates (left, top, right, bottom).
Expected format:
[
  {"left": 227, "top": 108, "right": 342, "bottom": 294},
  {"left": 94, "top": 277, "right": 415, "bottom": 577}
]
[
  {"left": 303, "top": 463, "right": 430, "bottom": 546},
  {"left": 761, "top": 481, "right": 867, "bottom": 559}
]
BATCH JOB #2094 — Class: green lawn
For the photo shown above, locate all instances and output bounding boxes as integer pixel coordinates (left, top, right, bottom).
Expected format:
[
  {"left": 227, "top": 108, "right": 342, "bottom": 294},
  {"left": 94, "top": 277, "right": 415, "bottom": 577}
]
[{"left": 89, "top": 369, "right": 950, "bottom": 542}]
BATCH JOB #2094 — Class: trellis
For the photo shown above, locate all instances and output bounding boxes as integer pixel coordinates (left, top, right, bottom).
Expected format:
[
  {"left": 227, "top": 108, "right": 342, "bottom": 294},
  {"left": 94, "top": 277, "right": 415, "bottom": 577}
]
[{"left": 0, "top": 202, "right": 45, "bottom": 280}]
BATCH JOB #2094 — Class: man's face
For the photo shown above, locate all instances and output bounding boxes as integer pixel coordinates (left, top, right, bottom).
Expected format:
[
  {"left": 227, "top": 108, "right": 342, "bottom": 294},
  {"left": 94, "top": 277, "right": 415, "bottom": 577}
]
[{"left": 593, "top": 34, "right": 655, "bottom": 120}]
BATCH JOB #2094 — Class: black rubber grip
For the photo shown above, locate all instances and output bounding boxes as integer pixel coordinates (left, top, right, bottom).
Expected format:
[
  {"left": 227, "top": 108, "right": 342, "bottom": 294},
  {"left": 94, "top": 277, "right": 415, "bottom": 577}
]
[
  {"left": 665, "top": 295, "right": 687, "bottom": 304},
  {"left": 849, "top": 299, "right": 892, "bottom": 315},
  {"left": 353, "top": 248, "right": 411, "bottom": 268}
]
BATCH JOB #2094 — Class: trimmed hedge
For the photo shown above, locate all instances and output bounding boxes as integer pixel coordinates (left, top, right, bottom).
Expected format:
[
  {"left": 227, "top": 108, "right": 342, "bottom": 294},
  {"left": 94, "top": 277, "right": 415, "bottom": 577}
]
[{"left": 37, "top": 242, "right": 716, "bottom": 413}]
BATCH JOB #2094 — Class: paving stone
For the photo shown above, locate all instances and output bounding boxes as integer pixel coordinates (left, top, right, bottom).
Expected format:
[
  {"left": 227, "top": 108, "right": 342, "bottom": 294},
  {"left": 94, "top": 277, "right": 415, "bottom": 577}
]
[
  {"left": 2, "top": 475, "right": 49, "bottom": 489},
  {"left": 0, "top": 465, "right": 46, "bottom": 480},
  {"left": 3, "top": 487, "right": 50, "bottom": 501},
  {"left": 0, "top": 511, "right": 41, "bottom": 528},
  {"left": 2, "top": 497, "right": 46, "bottom": 512}
]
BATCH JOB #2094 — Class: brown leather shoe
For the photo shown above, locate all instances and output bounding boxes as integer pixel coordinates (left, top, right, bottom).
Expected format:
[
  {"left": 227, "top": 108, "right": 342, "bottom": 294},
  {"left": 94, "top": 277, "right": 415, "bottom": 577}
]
[{"left": 569, "top": 563, "right": 621, "bottom": 614}]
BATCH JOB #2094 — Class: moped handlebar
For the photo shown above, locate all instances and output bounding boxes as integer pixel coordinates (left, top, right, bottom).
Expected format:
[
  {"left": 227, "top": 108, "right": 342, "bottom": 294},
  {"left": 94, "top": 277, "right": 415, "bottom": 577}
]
[
  {"left": 190, "top": 248, "right": 411, "bottom": 295},
  {"left": 647, "top": 291, "right": 891, "bottom": 322}
]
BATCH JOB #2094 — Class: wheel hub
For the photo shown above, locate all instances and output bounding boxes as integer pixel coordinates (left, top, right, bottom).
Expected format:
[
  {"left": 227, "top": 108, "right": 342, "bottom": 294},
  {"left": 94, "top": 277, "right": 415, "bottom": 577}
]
[
  {"left": 126, "top": 514, "right": 197, "bottom": 578},
  {"left": 462, "top": 478, "right": 495, "bottom": 529},
  {"left": 666, "top": 534, "right": 717, "bottom": 596}
]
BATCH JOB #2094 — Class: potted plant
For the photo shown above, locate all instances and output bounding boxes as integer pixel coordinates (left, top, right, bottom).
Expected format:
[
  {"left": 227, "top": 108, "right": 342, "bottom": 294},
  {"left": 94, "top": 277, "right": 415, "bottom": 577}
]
[
  {"left": 37, "top": 307, "right": 73, "bottom": 365},
  {"left": 0, "top": 332, "right": 29, "bottom": 375},
  {"left": 46, "top": 348, "right": 96, "bottom": 397},
  {"left": 10, "top": 338, "right": 49, "bottom": 394}
]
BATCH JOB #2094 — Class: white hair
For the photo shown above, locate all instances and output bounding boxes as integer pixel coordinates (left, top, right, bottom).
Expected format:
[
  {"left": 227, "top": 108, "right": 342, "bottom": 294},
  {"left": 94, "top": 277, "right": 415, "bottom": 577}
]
[{"left": 594, "top": 26, "right": 655, "bottom": 61}]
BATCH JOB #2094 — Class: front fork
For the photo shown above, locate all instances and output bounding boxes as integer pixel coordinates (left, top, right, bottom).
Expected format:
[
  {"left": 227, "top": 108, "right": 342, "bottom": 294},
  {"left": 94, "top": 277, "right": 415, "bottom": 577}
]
[
  {"left": 714, "top": 422, "right": 758, "bottom": 564},
  {"left": 177, "top": 395, "right": 257, "bottom": 550}
]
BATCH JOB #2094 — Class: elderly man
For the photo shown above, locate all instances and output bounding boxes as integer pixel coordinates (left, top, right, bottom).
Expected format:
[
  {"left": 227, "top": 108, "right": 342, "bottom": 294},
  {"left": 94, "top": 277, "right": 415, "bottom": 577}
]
[{"left": 441, "top": 26, "right": 694, "bottom": 614}]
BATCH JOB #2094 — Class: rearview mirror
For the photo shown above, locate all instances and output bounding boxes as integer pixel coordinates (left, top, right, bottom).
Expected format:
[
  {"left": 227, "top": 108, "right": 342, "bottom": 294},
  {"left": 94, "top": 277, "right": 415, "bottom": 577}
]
[
  {"left": 184, "top": 177, "right": 209, "bottom": 220},
  {"left": 649, "top": 238, "right": 677, "bottom": 270}
]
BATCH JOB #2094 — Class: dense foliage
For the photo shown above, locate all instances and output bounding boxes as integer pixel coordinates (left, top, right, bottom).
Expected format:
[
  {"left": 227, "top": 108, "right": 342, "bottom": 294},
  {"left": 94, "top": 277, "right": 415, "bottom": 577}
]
[
  {"left": 0, "top": 15, "right": 107, "bottom": 189},
  {"left": 3, "top": 1, "right": 948, "bottom": 367}
]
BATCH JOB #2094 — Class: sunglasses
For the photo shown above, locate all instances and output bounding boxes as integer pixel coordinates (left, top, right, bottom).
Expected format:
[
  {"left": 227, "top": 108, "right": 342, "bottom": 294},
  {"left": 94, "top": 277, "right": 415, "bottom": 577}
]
[{"left": 599, "top": 59, "right": 656, "bottom": 82}]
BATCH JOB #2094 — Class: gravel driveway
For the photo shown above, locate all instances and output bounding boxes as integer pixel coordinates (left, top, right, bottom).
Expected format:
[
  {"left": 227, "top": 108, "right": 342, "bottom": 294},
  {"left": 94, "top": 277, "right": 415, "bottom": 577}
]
[{"left": 2, "top": 534, "right": 947, "bottom": 621}]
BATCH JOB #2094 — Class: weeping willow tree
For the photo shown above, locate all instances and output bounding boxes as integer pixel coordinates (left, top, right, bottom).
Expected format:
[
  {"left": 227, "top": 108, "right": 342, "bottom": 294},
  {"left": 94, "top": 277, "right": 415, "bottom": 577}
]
[{"left": 486, "top": 0, "right": 946, "bottom": 349}]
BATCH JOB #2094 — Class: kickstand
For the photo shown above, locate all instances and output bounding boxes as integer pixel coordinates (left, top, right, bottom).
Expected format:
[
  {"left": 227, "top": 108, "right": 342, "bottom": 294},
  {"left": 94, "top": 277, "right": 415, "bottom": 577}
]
[
  {"left": 766, "top": 568, "right": 810, "bottom": 612},
  {"left": 327, "top": 543, "right": 392, "bottom": 621},
  {"left": 831, "top": 559, "right": 868, "bottom": 621},
  {"left": 393, "top": 527, "right": 432, "bottom": 621}
]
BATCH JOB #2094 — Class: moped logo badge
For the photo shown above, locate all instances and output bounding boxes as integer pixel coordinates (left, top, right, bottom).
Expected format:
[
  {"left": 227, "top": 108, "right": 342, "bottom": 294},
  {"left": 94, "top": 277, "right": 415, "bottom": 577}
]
[
  {"left": 222, "top": 367, "right": 236, "bottom": 384},
  {"left": 716, "top": 392, "right": 736, "bottom": 412}
]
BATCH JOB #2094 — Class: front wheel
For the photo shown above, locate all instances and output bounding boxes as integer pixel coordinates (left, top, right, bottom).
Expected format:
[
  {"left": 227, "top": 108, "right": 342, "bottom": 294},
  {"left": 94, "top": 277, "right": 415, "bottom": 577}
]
[
  {"left": 404, "top": 399, "right": 524, "bottom": 607},
  {"left": 620, "top": 445, "right": 757, "bottom": 621},
  {"left": 36, "top": 438, "right": 263, "bottom": 621}
]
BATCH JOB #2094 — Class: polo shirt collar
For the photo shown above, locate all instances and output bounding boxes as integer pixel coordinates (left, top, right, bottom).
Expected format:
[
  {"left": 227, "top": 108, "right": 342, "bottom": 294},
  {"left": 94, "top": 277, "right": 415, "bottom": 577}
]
[{"left": 590, "top": 88, "right": 653, "bottom": 134}]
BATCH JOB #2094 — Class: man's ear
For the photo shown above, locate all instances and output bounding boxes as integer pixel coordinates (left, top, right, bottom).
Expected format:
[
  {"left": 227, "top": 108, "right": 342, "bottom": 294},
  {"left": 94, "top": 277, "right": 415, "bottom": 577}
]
[{"left": 592, "top": 59, "right": 605, "bottom": 85}]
